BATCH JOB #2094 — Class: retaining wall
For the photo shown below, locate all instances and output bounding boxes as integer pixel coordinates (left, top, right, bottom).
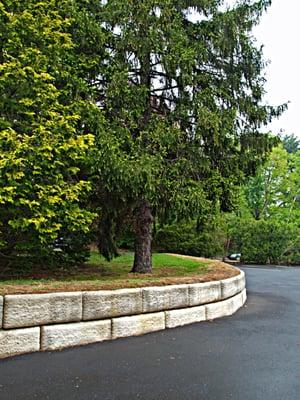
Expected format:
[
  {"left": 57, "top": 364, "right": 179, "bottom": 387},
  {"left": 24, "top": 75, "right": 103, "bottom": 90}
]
[{"left": 0, "top": 270, "right": 246, "bottom": 359}]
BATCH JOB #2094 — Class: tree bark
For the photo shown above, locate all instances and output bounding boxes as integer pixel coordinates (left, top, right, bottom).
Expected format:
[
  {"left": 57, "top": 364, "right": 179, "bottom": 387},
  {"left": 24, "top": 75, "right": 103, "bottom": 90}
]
[{"left": 131, "top": 199, "right": 153, "bottom": 273}]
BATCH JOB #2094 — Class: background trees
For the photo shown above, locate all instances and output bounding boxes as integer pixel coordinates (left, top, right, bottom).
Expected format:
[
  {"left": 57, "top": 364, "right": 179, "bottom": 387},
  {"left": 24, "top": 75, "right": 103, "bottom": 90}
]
[
  {"left": 243, "top": 146, "right": 289, "bottom": 220},
  {"left": 153, "top": 138, "right": 300, "bottom": 265},
  {"left": 282, "top": 133, "right": 300, "bottom": 154},
  {"left": 244, "top": 142, "right": 300, "bottom": 222},
  {"left": 219, "top": 139, "right": 300, "bottom": 264}
]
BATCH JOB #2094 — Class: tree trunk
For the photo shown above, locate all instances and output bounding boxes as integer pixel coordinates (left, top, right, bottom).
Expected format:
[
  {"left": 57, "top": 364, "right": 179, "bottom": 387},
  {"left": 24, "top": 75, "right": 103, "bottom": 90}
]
[{"left": 131, "top": 199, "right": 153, "bottom": 273}]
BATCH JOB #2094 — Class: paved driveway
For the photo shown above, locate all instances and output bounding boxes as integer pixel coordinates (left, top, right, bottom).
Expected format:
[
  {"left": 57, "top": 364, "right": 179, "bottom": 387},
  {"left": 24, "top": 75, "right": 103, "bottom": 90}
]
[{"left": 0, "top": 266, "right": 299, "bottom": 400}]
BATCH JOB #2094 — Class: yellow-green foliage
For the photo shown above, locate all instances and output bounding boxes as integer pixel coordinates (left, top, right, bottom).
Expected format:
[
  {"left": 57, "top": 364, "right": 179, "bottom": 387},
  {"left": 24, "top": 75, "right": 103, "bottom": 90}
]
[{"left": 0, "top": 1, "right": 95, "bottom": 265}]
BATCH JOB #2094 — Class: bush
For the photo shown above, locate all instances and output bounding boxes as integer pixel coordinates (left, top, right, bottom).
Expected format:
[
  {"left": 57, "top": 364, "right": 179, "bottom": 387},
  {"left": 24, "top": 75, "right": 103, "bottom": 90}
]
[
  {"left": 0, "top": 229, "right": 91, "bottom": 271},
  {"left": 153, "top": 222, "right": 224, "bottom": 258},
  {"left": 229, "top": 219, "right": 300, "bottom": 265},
  {"left": 116, "top": 228, "right": 135, "bottom": 250}
]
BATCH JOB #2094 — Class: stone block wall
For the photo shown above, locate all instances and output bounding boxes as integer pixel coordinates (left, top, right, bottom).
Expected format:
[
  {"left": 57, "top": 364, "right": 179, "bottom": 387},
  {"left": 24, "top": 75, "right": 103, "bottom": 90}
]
[
  {"left": 3, "top": 292, "right": 82, "bottom": 329},
  {"left": 0, "top": 296, "right": 3, "bottom": 328},
  {"left": 142, "top": 285, "right": 189, "bottom": 312},
  {"left": 83, "top": 288, "right": 143, "bottom": 320},
  {"left": 0, "top": 269, "right": 246, "bottom": 359}
]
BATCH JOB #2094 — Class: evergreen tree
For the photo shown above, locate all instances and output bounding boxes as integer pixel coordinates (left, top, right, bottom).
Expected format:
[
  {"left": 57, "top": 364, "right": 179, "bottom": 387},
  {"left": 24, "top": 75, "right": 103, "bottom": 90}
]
[
  {"left": 0, "top": 0, "right": 95, "bottom": 267},
  {"left": 282, "top": 133, "right": 300, "bottom": 154},
  {"left": 86, "top": 0, "right": 285, "bottom": 273}
]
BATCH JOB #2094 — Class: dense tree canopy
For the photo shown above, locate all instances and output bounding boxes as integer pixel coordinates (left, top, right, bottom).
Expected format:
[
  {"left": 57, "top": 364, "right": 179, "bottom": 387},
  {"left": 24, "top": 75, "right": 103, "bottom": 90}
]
[
  {"left": 244, "top": 144, "right": 300, "bottom": 221},
  {"left": 0, "top": 0, "right": 287, "bottom": 271},
  {"left": 0, "top": 0, "right": 95, "bottom": 267},
  {"left": 86, "top": 0, "right": 285, "bottom": 271}
]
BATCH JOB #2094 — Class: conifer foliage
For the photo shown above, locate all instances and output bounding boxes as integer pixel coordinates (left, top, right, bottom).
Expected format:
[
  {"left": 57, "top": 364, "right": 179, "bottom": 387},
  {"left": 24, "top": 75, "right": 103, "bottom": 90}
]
[
  {"left": 0, "top": 0, "right": 286, "bottom": 271},
  {"left": 89, "top": 0, "right": 285, "bottom": 272},
  {"left": 0, "top": 1, "right": 94, "bottom": 267}
]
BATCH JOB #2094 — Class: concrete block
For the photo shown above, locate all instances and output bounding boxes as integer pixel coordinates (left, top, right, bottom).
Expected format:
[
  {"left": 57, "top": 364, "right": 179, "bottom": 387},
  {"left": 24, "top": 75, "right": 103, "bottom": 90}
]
[
  {"left": 112, "top": 312, "right": 165, "bottom": 339},
  {"left": 241, "top": 288, "right": 247, "bottom": 305},
  {"left": 206, "top": 292, "right": 243, "bottom": 320},
  {"left": 221, "top": 271, "right": 245, "bottom": 299},
  {"left": 83, "top": 288, "right": 142, "bottom": 321},
  {"left": 142, "top": 285, "right": 189, "bottom": 313},
  {"left": 189, "top": 281, "right": 221, "bottom": 306},
  {"left": 41, "top": 320, "right": 111, "bottom": 351},
  {"left": 165, "top": 305, "right": 206, "bottom": 328},
  {"left": 0, "top": 296, "right": 3, "bottom": 328},
  {"left": 0, "top": 327, "right": 40, "bottom": 359},
  {"left": 4, "top": 292, "right": 82, "bottom": 329}
]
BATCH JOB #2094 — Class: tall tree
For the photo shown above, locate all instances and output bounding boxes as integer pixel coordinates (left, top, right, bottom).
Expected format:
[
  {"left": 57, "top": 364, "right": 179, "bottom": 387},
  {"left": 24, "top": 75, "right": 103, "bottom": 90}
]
[
  {"left": 244, "top": 146, "right": 289, "bottom": 219},
  {"left": 0, "top": 0, "right": 95, "bottom": 267},
  {"left": 83, "top": 0, "right": 286, "bottom": 273},
  {"left": 284, "top": 150, "right": 300, "bottom": 222},
  {"left": 282, "top": 133, "right": 300, "bottom": 154},
  {"left": 244, "top": 145, "right": 300, "bottom": 222}
]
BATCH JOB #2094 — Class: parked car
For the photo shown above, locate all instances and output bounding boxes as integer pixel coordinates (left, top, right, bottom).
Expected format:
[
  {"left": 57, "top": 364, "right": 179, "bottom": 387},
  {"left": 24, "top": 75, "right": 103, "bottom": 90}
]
[{"left": 227, "top": 253, "right": 241, "bottom": 261}]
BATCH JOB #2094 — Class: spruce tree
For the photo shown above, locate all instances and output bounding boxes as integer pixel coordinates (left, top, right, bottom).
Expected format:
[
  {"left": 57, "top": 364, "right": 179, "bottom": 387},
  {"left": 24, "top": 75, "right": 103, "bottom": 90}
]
[
  {"left": 0, "top": 0, "right": 289, "bottom": 273},
  {"left": 83, "top": 1, "right": 285, "bottom": 272}
]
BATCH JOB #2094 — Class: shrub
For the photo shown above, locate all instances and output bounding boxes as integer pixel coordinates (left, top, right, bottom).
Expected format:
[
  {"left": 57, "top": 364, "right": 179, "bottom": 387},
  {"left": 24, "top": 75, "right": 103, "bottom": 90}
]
[
  {"left": 229, "top": 219, "right": 300, "bottom": 265},
  {"left": 0, "top": 229, "right": 91, "bottom": 271},
  {"left": 153, "top": 222, "right": 224, "bottom": 258}
]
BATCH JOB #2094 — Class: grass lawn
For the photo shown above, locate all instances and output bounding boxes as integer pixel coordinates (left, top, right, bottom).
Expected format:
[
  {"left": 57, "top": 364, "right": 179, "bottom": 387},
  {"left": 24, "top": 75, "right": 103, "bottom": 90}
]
[{"left": 0, "top": 252, "right": 238, "bottom": 295}]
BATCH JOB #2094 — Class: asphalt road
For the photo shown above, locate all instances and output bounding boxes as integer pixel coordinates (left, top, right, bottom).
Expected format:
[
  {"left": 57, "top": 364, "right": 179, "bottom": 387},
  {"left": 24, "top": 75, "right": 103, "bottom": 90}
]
[{"left": 0, "top": 266, "right": 300, "bottom": 400}]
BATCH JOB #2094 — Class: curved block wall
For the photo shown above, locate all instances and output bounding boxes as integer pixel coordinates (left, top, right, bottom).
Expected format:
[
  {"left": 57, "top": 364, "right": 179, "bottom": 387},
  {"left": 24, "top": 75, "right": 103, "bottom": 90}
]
[{"left": 0, "top": 269, "right": 246, "bottom": 358}]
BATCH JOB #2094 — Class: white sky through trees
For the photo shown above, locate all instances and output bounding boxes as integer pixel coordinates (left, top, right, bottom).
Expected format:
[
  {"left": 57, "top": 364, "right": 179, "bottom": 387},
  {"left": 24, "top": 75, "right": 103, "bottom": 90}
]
[
  {"left": 253, "top": 0, "right": 300, "bottom": 138},
  {"left": 190, "top": 0, "right": 300, "bottom": 137}
]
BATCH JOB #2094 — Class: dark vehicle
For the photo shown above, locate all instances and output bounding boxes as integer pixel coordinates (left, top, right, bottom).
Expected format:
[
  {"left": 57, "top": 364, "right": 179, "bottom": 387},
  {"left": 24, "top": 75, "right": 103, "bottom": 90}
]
[{"left": 227, "top": 253, "right": 241, "bottom": 261}]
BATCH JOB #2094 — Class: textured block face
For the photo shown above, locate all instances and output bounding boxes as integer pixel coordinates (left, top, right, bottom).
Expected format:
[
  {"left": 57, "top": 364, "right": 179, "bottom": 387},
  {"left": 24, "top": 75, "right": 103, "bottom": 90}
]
[
  {"left": 0, "top": 328, "right": 40, "bottom": 359},
  {"left": 165, "top": 305, "right": 206, "bottom": 328},
  {"left": 221, "top": 271, "right": 245, "bottom": 299},
  {"left": 189, "top": 282, "right": 221, "bottom": 306},
  {"left": 4, "top": 292, "right": 82, "bottom": 329},
  {"left": 206, "top": 292, "right": 243, "bottom": 320},
  {"left": 142, "top": 285, "right": 189, "bottom": 313},
  {"left": 41, "top": 320, "right": 111, "bottom": 351},
  {"left": 241, "top": 288, "right": 247, "bottom": 305},
  {"left": 112, "top": 312, "right": 165, "bottom": 339},
  {"left": 83, "top": 288, "right": 142, "bottom": 321},
  {"left": 0, "top": 296, "right": 3, "bottom": 328},
  {"left": 230, "top": 292, "right": 243, "bottom": 313}
]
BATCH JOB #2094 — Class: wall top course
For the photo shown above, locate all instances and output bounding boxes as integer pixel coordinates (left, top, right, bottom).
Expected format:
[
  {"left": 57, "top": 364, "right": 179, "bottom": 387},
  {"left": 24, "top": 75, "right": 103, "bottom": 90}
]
[
  {"left": 220, "top": 269, "right": 245, "bottom": 283},
  {"left": 4, "top": 291, "right": 82, "bottom": 301},
  {"left": 83, "top": 288, "right": 142, "bottom": 296},
  {"left": 142, "top": 283, "right": 193, "bottom": 292},
  {"left": 188, "top": 280, "right": 221, "bottom": 289},
  {"left": 82, "top": 287, "right": 143, "bottom": 320},
  {"left": 3, "top": 291, "right": 82, "bottom": 329}
]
